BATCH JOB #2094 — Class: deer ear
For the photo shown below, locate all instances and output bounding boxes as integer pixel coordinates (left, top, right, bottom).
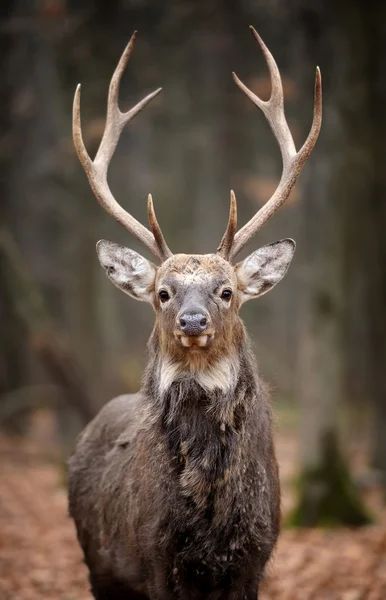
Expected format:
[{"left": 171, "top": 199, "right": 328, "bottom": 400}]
[
  {"left": 96, "top": 240, "right": 157, "bottom": 303},
  {"left": 235, "top": 239, "right": 295, "bottom": 304}
]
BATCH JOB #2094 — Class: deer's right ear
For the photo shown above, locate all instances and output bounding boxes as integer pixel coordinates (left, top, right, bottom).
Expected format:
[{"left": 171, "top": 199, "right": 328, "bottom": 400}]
[{"left": 96, "top": 240, "right": 157, "bottom": 303}]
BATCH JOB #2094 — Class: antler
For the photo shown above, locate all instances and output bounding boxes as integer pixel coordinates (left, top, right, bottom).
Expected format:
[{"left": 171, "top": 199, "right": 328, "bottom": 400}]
[
  {"left": 217, "top": 190, "right": 237, "bottom": 258},
  {"left": 219, "top": 26, "right": 322, "bottom": 261},
  {"left": 73, "top": 31, "right": 172, "bottom": 262}
]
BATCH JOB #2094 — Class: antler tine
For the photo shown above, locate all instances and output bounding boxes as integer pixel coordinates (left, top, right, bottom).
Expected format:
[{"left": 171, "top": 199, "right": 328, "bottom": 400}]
[
  {"left": 227, "top": 26, "right": 322, "bottom": 260},
  {"left": 147, "top": 194, "right": 173, "bottom": 260},
  {"left": 73, "top": 32, "right": 169, "bottom": 262},
  {"left": 217, "top": 190, "right": 237, "bottom": 260}
]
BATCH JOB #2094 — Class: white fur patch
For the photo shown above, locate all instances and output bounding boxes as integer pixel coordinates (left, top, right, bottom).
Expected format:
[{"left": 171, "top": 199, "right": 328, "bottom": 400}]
[
  {"left": 158, "top": 356, "right": 239, "bottom": 395},
  {"left": 159, "top": 359, "right": 182, "bottom": 395},
  {"left": 195, "top": 357, "right": 239, "bottom": 392}
]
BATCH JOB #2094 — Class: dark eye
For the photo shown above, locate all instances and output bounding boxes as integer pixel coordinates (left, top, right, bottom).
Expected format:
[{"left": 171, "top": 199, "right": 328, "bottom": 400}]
[
  {"left": 221, "top": 289, "right": 232, "bottom": 301},
  {"left": 107, "top": 266, "right": 115, "bottom": 275},
  {"left": 159, "top": 290, "right": 170, "bottom": 303}
]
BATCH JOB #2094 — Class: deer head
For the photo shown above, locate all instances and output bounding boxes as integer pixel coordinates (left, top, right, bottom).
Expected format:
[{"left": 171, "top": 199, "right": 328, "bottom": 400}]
[{"left": 73, "top": 28, "right": 322, "bottom": 373}]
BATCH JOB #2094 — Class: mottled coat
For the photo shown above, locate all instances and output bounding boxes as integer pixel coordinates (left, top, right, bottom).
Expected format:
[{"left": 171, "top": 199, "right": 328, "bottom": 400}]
[
  {"left": 68, "top": 249, "right": 295, "bottom": 600},
  {"left": 69, "top": 340, "right": 279, "bottom": 599}
]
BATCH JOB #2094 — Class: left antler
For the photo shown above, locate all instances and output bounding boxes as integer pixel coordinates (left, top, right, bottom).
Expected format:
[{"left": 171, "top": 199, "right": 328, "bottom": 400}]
[{"left": 218, "top": 26, "right": 322, "bottom": 261}]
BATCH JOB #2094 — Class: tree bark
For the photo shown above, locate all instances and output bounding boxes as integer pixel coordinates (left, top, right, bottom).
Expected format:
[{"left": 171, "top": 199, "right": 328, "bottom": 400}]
[
  {"left": 0, "top": 229, "right": 95, "bottom": 425},
  {"left": 290, "top": 1, "right": 370, "bottom": 526}
]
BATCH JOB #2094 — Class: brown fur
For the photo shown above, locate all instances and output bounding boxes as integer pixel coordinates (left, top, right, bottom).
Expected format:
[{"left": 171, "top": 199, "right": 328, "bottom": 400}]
[
  {"left": 154, "top": 255, "right": 242, "bottom": 367},
  {"left": 68, "top": 252, "right": 285, "bottom": 600}
]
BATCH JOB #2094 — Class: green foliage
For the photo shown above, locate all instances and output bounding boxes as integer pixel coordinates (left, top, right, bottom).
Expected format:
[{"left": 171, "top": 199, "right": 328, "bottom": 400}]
[{"left": 288, "top": 431, "right": 371, "bottom": 528}]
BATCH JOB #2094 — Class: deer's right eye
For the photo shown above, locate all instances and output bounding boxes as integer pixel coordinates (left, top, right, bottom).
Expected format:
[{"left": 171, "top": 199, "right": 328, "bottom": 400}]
[{"left": 159, "top": 290, "right": 170, "bottom": 303}]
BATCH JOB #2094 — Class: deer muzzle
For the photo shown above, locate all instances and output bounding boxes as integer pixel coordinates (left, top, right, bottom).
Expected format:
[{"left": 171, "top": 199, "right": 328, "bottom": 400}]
[{"left": 175, "top": 309, "right": 213, "bottom": 348}]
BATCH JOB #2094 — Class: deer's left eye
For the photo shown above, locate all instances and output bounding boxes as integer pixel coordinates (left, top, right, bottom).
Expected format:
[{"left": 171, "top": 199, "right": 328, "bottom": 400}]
[{"left": 221, "top": 289, "right": 232, "bottom": 301}]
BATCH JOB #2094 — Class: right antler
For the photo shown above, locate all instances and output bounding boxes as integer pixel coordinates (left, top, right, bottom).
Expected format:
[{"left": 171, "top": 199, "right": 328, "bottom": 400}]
[
  {"left": 218, "top": 26, "right": 322, "bottom": 261},
  {"left": 73, "top": 31, "right": 172, "bottom": 262}
]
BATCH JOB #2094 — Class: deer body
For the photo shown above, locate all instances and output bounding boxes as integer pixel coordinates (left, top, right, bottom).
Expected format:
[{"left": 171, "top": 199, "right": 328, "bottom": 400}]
[
  {"left": 69, "top": 254, "right": 282, "bottom": 599},
  {"left": 69, "top": 313, "right": 279, "bottom": 598},
  {"left": 68, "top": 29, "right": 321, "bottom": 600}
]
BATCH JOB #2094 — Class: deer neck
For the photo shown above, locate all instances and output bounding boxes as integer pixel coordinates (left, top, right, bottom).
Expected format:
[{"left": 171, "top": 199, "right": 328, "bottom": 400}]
[
  {"left": 142, "top": 330, "right": 259, "bottom": 511},
  {"left": 145, "top": 319, "right": 250, "bottom": 397}
]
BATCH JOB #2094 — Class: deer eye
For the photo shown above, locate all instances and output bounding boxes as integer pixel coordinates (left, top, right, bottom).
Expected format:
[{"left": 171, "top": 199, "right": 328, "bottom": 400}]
[
  {"left": 158, "top": 290, "right": 170, "bottom": 303},
  {"left": 221, "top": 289, "right": 232, "bottom": 301}
]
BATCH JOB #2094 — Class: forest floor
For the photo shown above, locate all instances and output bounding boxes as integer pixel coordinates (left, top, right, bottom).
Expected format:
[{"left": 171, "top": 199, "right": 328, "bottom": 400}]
[{"left": 0, "top": 415, "right": 386, "bottom": 600}]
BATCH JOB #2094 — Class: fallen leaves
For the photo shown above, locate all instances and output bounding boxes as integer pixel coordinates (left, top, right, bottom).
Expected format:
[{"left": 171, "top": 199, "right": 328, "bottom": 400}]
[{"left": 0, "top": 434, "right": 385, "bottom": 599}]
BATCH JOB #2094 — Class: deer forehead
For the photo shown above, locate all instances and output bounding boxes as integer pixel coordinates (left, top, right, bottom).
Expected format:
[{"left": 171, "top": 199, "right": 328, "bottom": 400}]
[{"left": 156, "top": 254, "right": 237, "bottom": 288}]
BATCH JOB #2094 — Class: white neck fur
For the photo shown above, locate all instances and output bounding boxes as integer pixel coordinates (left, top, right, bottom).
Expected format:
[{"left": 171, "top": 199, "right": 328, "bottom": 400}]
[{"left": 158, "top": 355, "right": 240, "bottom": 396}]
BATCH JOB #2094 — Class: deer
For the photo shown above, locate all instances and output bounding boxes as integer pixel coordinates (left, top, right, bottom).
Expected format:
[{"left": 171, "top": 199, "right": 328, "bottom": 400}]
[{"left": 68, "top": 27, "right": 322, "bottom": 600}]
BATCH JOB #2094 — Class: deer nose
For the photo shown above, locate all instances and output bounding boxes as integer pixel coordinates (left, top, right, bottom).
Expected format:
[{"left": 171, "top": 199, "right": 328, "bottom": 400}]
[{"left": 178, "top": 313, "right": 208, "bottom": 336}]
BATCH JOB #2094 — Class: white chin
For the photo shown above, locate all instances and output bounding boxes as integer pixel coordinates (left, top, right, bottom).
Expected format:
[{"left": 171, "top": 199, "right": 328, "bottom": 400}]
[{"left": 180, "top": 335, "right": 209, "bottom": 348}]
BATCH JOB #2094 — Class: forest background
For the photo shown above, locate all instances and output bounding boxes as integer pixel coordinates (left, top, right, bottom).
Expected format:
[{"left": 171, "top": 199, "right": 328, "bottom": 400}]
[{"left": 1, "top": 1, "right": 386, "bottom": 598}]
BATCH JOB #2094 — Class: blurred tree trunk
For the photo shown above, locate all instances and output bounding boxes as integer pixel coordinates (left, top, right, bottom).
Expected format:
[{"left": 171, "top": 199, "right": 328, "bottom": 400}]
[
  {"left": 0, "top": 229, "right": 95, "bottom": 424},
  {"left": 0, "top": 0, "right": 101, "bottom": 439},
  {"left": 352, "top": 4, "right": 386, "bottom": 478},
  {"left": 0, "top": 0, "right": 29, "bottom": 416},
  {"left": 326, "top": 1, "right": 386, "bottom": 483},
  {"left": 290, "top": 2, "right": 370, "bottom": 526}
]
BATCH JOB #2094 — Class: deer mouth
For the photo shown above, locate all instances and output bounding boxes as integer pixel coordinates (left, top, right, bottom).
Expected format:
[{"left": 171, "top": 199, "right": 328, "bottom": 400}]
[{"left": 174, "top": 333, "right": 214, "bottom": 349}]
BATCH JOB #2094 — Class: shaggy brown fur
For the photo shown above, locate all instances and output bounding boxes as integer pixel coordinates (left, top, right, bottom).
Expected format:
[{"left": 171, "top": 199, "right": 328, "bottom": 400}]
[{"left": 68, "top": 250, "right": 290, "bottom": 599}]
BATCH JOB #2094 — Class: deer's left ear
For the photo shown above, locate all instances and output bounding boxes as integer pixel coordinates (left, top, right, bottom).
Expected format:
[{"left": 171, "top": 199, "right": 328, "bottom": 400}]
[{"left": 235, "top": 239, "right": 295, "bottom": 304}]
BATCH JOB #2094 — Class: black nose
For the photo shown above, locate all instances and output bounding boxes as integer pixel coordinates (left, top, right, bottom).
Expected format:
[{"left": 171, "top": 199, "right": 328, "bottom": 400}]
[{"left": 179, "top": 313, "right": 208, "bottom": 336}]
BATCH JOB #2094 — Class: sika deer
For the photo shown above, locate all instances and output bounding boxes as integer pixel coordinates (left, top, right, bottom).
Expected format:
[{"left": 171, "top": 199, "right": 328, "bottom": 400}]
[{"left": 68, "top": 27, "right": 322, "bottom": 600}]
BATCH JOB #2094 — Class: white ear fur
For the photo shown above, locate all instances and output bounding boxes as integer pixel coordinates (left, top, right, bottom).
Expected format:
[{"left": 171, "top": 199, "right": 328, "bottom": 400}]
[
  {"left": 235, "top": 239, "right": 295, "bottom": 304},
  {"left": 96, "top": 240, "right": 157, "bottom": 303}
]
